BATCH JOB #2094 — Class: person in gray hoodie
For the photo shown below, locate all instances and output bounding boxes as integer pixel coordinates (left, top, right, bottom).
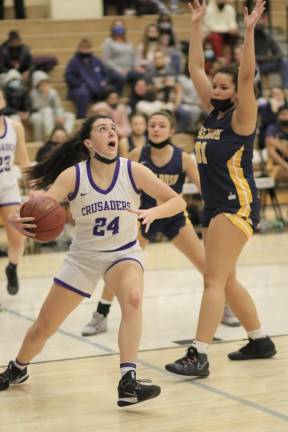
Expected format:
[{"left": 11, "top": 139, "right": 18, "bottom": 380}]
[{"left": 30, "top": 71, "right": 75, "bottom": 141}]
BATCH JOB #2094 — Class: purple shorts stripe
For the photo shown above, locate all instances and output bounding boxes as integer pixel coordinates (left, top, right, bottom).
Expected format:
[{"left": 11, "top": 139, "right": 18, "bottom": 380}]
[
  {"left": 105, "top": 258, "right": 144, "bottom": 275},
  {"left": 0, "top": 202, "right": 21, "bottom": 207},
  {"left": 53, "top": 277, "right": 91, "bottom": 298},
  {"left": 127, "top": 159, "right": 141, "bottom": 194},
  {"left": 100, "top": 239, "right": 137, "bottom": 252}
]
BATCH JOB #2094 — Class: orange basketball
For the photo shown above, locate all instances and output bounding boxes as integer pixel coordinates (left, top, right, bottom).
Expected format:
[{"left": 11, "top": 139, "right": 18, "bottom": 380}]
[{"left": 20, "top": 196, "right": 66, "bottom": 242}]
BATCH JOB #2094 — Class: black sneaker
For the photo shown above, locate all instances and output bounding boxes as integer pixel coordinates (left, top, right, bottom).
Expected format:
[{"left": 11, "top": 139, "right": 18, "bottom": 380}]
[
  {"left": 5, "top": 264, "right": 19, "bottom": 295},
  {"left": 117, "top": 370, "right": 161, "bottom": 407},
  {"left": 228, "top": 336, "right": 277, "bottom": 360},
  {"left": 0, "top": 361, "right": 29, "bottom": 391},
  {"left": 165, "top": 346, "right": 209, "bottom": 377}
]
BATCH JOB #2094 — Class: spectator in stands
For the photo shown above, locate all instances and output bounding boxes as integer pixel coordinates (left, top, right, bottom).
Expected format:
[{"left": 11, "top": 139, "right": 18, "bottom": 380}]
[
  {"left": 157, "top": 13, "right": 182, "bottom": 74},
  {"left": 35, "top": 126, "right": 68, "bottom": 163},
  {"left": 136, "top": 86, "right": 166, "bottom": 116},
  {"left": 135, "top": 24, "right": 162, "bottom": 73},
  {"left": 30, "top": 71, "right": 75, "bottom": 141},
  {"left": 232, "top": 40, "right": 262, "bottom": 96},
  {"left": 265, "top": 106, "right": 288, "bottom": 183},
  {"left": 91, "top": 88, "right": 131, "bottom": 138},
  {"left": 0, "top": 30, "right": 32, "bottom": 81},
  {"left": 119, "top": 112, "right": 148, "bottom": 156},
  {"left": 128, "top": 78, "right": 149, "bottom": 113},
  {"left": 144, "top": 49, "right": 191, "bottom": 132},
  {"left": 134, "top": 0, "right": 160, "bottom": 15},
  {"left": 254, "top": 18, "right": 288, "bottom": 90},
  {"left": 0, "top": 0, "right": 26, "bottom": 19},
  {"left": 177, "top": 66, "right": 204, "bottom": 132},
  {"left": 2, "top": 68, "right": 30, "bottom": 125},
  {"left": 102, "top": 19, "right": 142, "bottom": 93},
  {"left": 204, "top": 0, "right": 239, "bottom": 59},
  {"left": 65, "top": 38, "right": 112, "bottom": 119},
  {"left": 258, "top": 86, "right": 287, "bottom": 150}
]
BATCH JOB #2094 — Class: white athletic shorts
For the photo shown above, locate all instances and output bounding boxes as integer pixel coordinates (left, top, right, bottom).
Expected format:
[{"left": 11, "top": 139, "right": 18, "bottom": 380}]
[
  {"left": 0, "top": 183, "right": 21, "bottom": 207},
  {"left": 54, "top": 243, "right": 144, "bottom": 298}
]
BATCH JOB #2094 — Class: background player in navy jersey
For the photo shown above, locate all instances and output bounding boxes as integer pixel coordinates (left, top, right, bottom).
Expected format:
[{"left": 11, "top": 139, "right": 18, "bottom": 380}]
[
  {"left": 0, "top": 114, "right": 186, "bottom": 407},
  {"left": 165, "top": 0, "right": 276, "bottom": 378},
  {"left": 0, "top": 89, "right": 30, "bottom": 298},
  {"left": 82, "top": 110, "right": 239, "bottom": 337}
]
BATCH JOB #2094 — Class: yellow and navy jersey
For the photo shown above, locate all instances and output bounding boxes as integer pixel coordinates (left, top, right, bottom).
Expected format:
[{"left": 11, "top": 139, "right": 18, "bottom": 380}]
[
  {"left": 139, "top": 144, "right": 186, "bottom": 209},
  {"left": 195, "top": 109, "right": 258, "bottom": 210}
]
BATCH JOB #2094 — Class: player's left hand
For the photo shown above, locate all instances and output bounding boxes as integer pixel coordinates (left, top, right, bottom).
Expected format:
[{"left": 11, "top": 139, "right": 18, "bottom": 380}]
[
  {"left": 244, "top": 0, "right": 265, "bottom": 30},
  {"left": 127, "top": 207, "right": 158, "bottom": 233}
]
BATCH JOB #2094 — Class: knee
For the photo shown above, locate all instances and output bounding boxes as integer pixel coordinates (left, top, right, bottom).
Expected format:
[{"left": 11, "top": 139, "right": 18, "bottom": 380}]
[
  {"left": 126, "top": 290, "right": 142, "bottom": 312},
  {"left": 203, "top": 273, "right": 225, "bottom": 291}
]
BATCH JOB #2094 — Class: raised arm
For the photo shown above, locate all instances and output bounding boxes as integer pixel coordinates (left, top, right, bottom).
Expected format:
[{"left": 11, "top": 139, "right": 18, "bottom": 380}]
[
  {"left": 232, "top": 0, "right": 265, "bottom": 135},
  {"left": 187, "top": 1, "right": 213, "bottom": 113}
]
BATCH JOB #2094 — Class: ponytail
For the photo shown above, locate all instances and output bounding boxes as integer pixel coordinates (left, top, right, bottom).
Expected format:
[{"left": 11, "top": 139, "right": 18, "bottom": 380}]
[
  {"left": 26, "top": 133, "right": 89, "bottom": 189},
  {"left": 26, "top": 114, "right": 112, "bottom": 190}
]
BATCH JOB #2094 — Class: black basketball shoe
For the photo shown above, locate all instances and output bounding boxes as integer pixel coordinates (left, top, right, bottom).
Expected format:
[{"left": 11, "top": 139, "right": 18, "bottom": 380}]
[
  {"left": 165, "top": 346, "right": 209, "bottom": 377},
  {"left": 117, "top": 370, "right": 161, "bottom": 407},
  {"left": 228, "top": 336, "right": 276, "bottom": 360},
  {"left": 0, "top": 361, "right": 29, "bottom": 391},
  {"left": 5, "top": 264, "right": 19, "bottom": 295}
]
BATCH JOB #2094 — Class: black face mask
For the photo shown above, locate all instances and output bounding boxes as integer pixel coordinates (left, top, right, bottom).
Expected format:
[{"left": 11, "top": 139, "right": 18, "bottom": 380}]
[
  {"left": 211, "top": 98, "right": 234, "bottom": 112},
  {"left": 79, "top": 52, "right": 92, "bottom": 59},
  {"left": 217, "top": 3, "right": 225, "bottom": 11},
  {"left": 279, "top": 120, "right": 288, "bottom": 128},
  {"left": 109, "top": 103, "right": 118, "bottom": 109},
  {"left": 94, "top": 152, "right": 119, "bottom": 164},
  {"left": 149, "top": 138, "right": 170, "bottom": 149},
  {"left": 148, "top": 36, "right": 158, "bottom": 42}
]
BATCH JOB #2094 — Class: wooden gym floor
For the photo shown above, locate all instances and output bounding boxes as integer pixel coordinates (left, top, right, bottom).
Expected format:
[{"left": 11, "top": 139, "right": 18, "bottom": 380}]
[{"left": 0, "top": 232, "right": 288, "bottom": 431}]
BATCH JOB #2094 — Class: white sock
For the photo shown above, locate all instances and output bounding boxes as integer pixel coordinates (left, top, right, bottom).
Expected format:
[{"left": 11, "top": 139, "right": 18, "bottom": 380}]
[
  {"left": 14, "top": 359, "right": 28, "bottom": 370},
  {"left": 99, "top": 298, "right": 113, "bottom": 305},
  {"left": 191, "top": 340, "right": 209, "bottom": 355},
  {"left": 248, "top": 327, "right": 266, "bottom": 340},
  {"left": 120, "top": 362, "right": 136, "bottom": 378}
]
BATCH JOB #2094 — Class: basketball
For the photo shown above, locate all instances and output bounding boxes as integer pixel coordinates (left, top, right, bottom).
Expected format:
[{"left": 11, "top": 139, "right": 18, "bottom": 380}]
[{"left": 20, "top": 196, "right": 66, "bottom": 242}]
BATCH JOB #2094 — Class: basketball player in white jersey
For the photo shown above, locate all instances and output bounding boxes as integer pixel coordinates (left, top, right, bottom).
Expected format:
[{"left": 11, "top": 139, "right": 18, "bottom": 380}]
[
  {"left": 0, "top": 114, "right": 186, "bottom": 407},
  {"left": 0, "top": 88, "right": 30, "bottom": 297}
]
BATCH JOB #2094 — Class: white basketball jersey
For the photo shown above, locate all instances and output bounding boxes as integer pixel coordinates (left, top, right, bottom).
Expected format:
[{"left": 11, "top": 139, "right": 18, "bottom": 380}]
[
  {"left": 0, "top": 116, "right": 18, "bottom": 187},
  {"left": 68, "top": 158, "right": 141, "bottom": 252}
]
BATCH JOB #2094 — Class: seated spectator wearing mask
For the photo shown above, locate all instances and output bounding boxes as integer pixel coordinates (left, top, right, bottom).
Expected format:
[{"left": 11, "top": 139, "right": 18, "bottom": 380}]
[
  {"left": 102, "top": 20, "right": 142, "bottom": 93},
  {"left": 35, "top": 126, "right": 68, "bottom": 163},
  {"left": 265, "top": 106, "right": 288, "bottom": 183},
  {"left": 0, "top": 31, "right": 33, "bottom": 82},
  {"left": 204, "top": 0, "right": 239, "bottom": 59},
  {"left": 65, "top": 38, "right": 113, "bottom": 119},
  {"left": 2, "top": 68, "right": 30, "bottom": 124}
]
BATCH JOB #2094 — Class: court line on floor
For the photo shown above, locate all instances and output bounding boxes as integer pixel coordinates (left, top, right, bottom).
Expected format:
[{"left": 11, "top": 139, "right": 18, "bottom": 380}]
[{"left": 3, "top": 306, "right": 288, "bottom": 423}]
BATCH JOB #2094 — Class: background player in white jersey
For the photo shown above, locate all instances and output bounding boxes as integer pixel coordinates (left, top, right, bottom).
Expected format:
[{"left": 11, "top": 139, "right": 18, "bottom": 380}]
[
  {"left": 0, "top": 114, "right": 186, "bottom": 407},
  {"left": 0, "top": 88, "right": 30, "bottom": 296}
]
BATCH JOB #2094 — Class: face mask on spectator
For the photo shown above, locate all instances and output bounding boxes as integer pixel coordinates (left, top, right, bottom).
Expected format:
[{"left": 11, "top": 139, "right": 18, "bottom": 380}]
[
  {"left": 112, "top": 25, "right": 125, "bottom": 36},
  {"left": 279, "top": 120, "right": 288, "bottom": 128},
  {"left": 204, "top": 49, "right": 215, "bottom": 60},
  {"left": 79, "top": 52, "right": 92, "bottom": 59},
  {"left": 217, "top": 2, "right": 225, "bottom": 11},
  {"left": 7, "top": 79, "right": 23, "bottom": 90},
  {"left": 159, "top": 23, "right": 171, "bottom": 31},
  {"left": 148, "top": 36, "right": 158, "bottom": 42}
]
